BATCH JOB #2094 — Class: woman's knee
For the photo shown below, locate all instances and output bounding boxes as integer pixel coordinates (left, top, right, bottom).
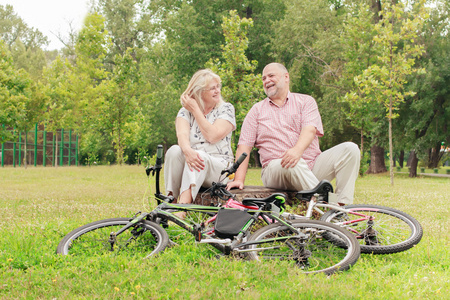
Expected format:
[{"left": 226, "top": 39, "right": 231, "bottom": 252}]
[{"left": 166, "top": 145, "right": 183, "bottom": 160}]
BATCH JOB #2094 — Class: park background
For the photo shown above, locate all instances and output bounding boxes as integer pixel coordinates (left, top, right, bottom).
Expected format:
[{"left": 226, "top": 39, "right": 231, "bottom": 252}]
[
  {"left": 1, "top": 0, "right": 449, "bottom": 177},
  {"left": 1, "top": 1, "right": 449, "bottom": 299}
]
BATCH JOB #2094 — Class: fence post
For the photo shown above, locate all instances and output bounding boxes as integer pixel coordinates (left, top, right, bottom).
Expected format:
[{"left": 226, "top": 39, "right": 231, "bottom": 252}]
[
  {"left": 76, "top": 134, "right": 79, "bottom": 166},
  {"left": 60, "top": 128, "right": 64, "bottom": 166},
  {"left": 18, "top": 132, "right": 22, "bottom": 167},
  {"left": 1, "top": 125, "right": 4, "bottom": 167},
  {"left": 13, "top": 129, "right": 16, "bottom": 167},
  {"left": 52, "top": 132, "right": 56, "bottom": 167},
  {"left": 68, "top": 130, "right": 72, "bottom": 166},
  {"left": 43, "top": 125, "right": 46, "bottom": 167},
  {"left": 34, "top": 123, "right": 38, "bottom": 167}
]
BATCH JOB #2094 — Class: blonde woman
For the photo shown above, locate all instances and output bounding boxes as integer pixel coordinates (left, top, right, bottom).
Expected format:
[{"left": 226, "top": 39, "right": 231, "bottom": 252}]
[{"left": 164, "top": 69, "right": 236, "bottom": 209}]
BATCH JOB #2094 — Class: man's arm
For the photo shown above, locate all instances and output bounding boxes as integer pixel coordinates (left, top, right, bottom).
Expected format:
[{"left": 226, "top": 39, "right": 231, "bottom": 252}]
[
  {"left": 280, "top": 125, "right": 316, "bottom": 168},
  {"left": 226, "top": 144, "right": 253, "bottom": 190}
]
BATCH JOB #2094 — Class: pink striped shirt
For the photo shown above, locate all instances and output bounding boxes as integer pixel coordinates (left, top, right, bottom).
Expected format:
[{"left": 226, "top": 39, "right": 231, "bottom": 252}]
[{"left": 239, "top": 92, "right": 324, "bottom": 169}]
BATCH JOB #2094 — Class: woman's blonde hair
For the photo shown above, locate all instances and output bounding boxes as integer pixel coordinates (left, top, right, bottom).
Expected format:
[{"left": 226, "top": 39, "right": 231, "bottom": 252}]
[{"left": 181, "top": 69, "right": 224, "bottom": 111}]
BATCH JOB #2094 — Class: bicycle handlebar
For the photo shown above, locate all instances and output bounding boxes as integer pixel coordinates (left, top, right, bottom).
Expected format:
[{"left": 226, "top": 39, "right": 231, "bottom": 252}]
[
  {"left": 209, "top": 182, "right": 233, "bottom": 200},
  {"left": 155, "top": 145, "right": 163, "bottom": 168},
  {"left": 221, "top": 152, "right": 248, "bottom": 176}
]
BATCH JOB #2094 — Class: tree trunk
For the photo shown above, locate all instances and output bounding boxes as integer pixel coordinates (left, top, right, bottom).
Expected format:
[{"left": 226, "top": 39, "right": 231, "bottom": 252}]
[
  {"left": 24, "top": 132, "right": 28, "bottom": 169},
  {"left": 252, "top": 148, "right": 261, "bottom": 168},
  {"left": 428, "top": 143, "right": 442, "bottom": 169},
  {"left": 399, "top": 150, "right": 404, "bottom": 168},
  {"left": 370, "top": 0, "right": 382, "bottom": 23},
  {"left": 366, "top": 145, "right": 387, "bottom": 174},
  {"left": 389, "top": 100, "right": 394, "bottom": 186},
  {"left": 409, "top": 150, "right": 418, "bottom": 178}
]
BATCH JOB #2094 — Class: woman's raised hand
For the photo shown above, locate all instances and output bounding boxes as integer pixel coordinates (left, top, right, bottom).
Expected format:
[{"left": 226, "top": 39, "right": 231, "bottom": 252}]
[{"left": 181, "top": 94, "right": 200, "bottom": 114}]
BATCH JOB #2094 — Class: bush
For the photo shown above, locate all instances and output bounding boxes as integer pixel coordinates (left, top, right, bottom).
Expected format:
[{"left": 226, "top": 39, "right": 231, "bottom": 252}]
[
  {"left": 433, "top": 168, "right": 439, "bottom": 174},
  {"left": 420, "top": 167, "right": 425, "bottom": 173}
]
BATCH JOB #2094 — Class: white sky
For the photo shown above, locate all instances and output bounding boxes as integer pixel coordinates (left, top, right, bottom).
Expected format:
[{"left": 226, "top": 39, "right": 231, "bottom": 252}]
[{"left": 1, "top": 0, "right": 91, "bottom": 50}]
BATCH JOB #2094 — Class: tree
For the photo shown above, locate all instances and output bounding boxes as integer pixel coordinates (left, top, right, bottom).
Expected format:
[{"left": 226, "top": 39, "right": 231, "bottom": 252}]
[
  {"left": 42, "top": 57, "right": 77, "bottom": 167},
  {"left": 0, "top": 4, "right": 49, "bottom": 80},
  {"left": 206, "top": 10, "right": 265, "bottom": 149},
  {"left": 340, "top": 3, "right": 388, "bottom": 175},
  {"left": 269, "top": 0, "right": 359, "bottom": 150},
  {"left": 0, "top": 40, "right": 28, "bottom": 141},
  {"left": 397, "top": 0, "right": 450, "bottom": 175},
  {"left": 138, "top": 42, "right": 181, "bottom": 153},
  {"left": 353, "top": 0, "right": 427, "bottom": 185},
  {"left": 101, "top": 49, "right": 141, "bottom": 164}
]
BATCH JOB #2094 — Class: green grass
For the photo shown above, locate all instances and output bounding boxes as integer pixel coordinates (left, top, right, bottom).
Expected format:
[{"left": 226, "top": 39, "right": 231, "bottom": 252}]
[{"left": 1, "top": 166, "right": 449, "bottom": 299}]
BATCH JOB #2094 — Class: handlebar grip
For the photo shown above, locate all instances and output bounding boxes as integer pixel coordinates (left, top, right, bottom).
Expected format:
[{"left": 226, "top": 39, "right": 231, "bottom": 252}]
[
  {"left": 226, "top": 152, "right": 248, "bottom": 175},
  {"left": 155, "top": 145, "right": 163, "bottom": 167}
]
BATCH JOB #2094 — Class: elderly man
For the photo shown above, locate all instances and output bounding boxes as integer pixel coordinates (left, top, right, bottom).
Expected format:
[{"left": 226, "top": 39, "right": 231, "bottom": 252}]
[{"left": 227, "top": 63, "right": 360, "bottom": 204}]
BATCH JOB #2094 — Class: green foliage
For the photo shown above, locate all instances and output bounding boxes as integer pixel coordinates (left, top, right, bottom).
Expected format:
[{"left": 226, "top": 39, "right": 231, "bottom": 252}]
[
  {"left": 206, "top": 10, "right": 264, "bottom": 148},
  {"left": 396, "top": 1, "right": 450, "bottom": 168},
  {"left": 2, "top": 0, "right": 449, "bottom": 168},
  {"left": 0, "top": 4, "right": 49, "bottom": 79},
  {"left": 0, "top": 40, "right": 30, "bottom": 140}
]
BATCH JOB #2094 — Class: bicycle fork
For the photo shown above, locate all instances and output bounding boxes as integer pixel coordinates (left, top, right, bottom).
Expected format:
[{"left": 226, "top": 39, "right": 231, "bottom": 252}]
[{"left": 108, "top": 212, "right": 150, "bottom": 251}]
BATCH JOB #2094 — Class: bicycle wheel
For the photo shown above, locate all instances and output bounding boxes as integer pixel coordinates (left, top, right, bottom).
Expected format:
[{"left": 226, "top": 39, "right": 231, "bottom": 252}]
[
  {"left": 320, "top": 205, "right": 423, "bottom": 254},
  {"left": 246, "top": 220, "right": 360, "bottom": 275},
  {"left": 57, "top": 218, "right": 169, "bottom": 258}
]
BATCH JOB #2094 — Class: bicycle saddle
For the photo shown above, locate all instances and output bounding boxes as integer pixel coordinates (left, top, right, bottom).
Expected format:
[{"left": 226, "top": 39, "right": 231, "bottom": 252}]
[
  {"left": 242, "top": 193, "right": 286, "bottom": 209},
  {"left": 295, "top": 180, "right": 334, "bottom": 202}
]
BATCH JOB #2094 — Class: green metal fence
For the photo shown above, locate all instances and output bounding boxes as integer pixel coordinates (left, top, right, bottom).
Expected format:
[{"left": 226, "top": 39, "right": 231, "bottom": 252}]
[{"left": 1, "top": 124, "right": 79, "bottom": 167}]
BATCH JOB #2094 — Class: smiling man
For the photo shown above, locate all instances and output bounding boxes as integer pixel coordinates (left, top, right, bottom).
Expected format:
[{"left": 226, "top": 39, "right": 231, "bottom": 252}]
[{"left": 227, "top": 63, "right": 360, "bottom": 204}]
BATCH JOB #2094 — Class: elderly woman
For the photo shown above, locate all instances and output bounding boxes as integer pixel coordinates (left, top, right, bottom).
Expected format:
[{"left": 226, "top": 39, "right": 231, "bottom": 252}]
[{"left": 164, "top": 69, "right": 236, "bottom": 208}]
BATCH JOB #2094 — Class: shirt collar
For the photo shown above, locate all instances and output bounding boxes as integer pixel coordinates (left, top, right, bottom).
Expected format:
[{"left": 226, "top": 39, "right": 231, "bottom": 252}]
[{"left": 267, "top": 91, "right": 291, "bottom": 107}]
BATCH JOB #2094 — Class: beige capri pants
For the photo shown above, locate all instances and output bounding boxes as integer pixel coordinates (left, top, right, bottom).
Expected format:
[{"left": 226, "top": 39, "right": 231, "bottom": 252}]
[
  {"left": 164, "top": 145, "right": 229, "bottom": 200},
  {"left": 261, "top": 142, "right": 360, "bottom": 204}
]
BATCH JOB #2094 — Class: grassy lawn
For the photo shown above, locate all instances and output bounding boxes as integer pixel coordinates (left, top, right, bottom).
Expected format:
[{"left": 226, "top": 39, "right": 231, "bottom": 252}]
[{"left": 0, "top": 166, "right": 448, "bottom": 299}]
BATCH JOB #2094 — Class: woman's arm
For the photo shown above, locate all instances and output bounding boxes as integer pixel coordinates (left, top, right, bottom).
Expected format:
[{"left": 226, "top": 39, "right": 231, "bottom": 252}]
[{"left": 181, "top": 95, "right": 234, "bottom": 144}]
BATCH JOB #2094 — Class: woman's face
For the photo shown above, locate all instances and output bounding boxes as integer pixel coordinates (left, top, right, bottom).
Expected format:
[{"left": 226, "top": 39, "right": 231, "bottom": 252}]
[{"left": 201, "top": 79, "right": 221, "bottom": 107}]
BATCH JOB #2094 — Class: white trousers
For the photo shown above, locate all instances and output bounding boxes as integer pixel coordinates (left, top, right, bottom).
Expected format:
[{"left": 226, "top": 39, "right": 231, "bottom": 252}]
[
  {"left": 164, "top": 145, "right": 229, "bottom": 200},
  {"left": 261, "top": 142, "right": 360, "bottom": 204}
]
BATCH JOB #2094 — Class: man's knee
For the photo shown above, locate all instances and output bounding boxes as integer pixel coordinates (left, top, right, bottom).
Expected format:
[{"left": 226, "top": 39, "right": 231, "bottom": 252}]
[{"left": 341, "top": 142, "right": 360, "bottom": 161}]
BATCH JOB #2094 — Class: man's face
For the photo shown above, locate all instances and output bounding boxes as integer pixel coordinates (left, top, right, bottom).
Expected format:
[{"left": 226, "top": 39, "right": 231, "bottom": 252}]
[{"left": 262, "top": 65, "right": 288, "bottom": 98}]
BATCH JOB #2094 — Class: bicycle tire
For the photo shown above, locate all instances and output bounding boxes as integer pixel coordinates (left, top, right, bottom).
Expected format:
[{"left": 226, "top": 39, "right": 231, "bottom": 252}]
[
  {"left": 320, "top": 205, "right": 423, "bottom": 254},
  {"left": 246, "top": 219, "right": 360, "bottom": 275},
  {"left": 57, "top": 218, "right": 169, "bottom": 258}
]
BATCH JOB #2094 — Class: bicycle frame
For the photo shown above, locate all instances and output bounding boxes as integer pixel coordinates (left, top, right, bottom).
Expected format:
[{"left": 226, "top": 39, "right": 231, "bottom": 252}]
[
  {"left": 283, "top": 194, "right": 375, "bottom": 235},
  {"left": 147, "top": 197, "right": 302, "bottom": 251}
]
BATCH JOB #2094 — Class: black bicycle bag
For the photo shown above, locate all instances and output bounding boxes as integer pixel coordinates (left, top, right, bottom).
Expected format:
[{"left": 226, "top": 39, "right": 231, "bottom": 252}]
[{"left": 214, "top": 208, "right": 252, "bottom": 239}]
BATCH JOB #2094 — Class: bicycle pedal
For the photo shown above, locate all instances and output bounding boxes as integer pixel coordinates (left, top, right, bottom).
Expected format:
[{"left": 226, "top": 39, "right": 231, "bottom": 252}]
[
  {"left": 160, "top": 219, "right": 169, "bottom": 228},
  {"left": 193, "top": 224, "right": 202, "bottom": 242}
]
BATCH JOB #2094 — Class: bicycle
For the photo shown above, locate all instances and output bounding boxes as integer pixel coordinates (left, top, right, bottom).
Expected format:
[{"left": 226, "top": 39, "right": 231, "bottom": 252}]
[
  {"left": 57, "top": 146, "right": 360, "bottom": 275},
  {"left": 279, "top": 180, "right": 423, "bottom": 254}
]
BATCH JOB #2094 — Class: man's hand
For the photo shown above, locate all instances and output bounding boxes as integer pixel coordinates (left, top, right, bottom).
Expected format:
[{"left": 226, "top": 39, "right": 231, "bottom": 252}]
[
  {"left": 280, "top": 147, "right": 303, "bottom": 168},
  {"left": 226, "top": 180, "right": 244, "bottom": 190}
]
